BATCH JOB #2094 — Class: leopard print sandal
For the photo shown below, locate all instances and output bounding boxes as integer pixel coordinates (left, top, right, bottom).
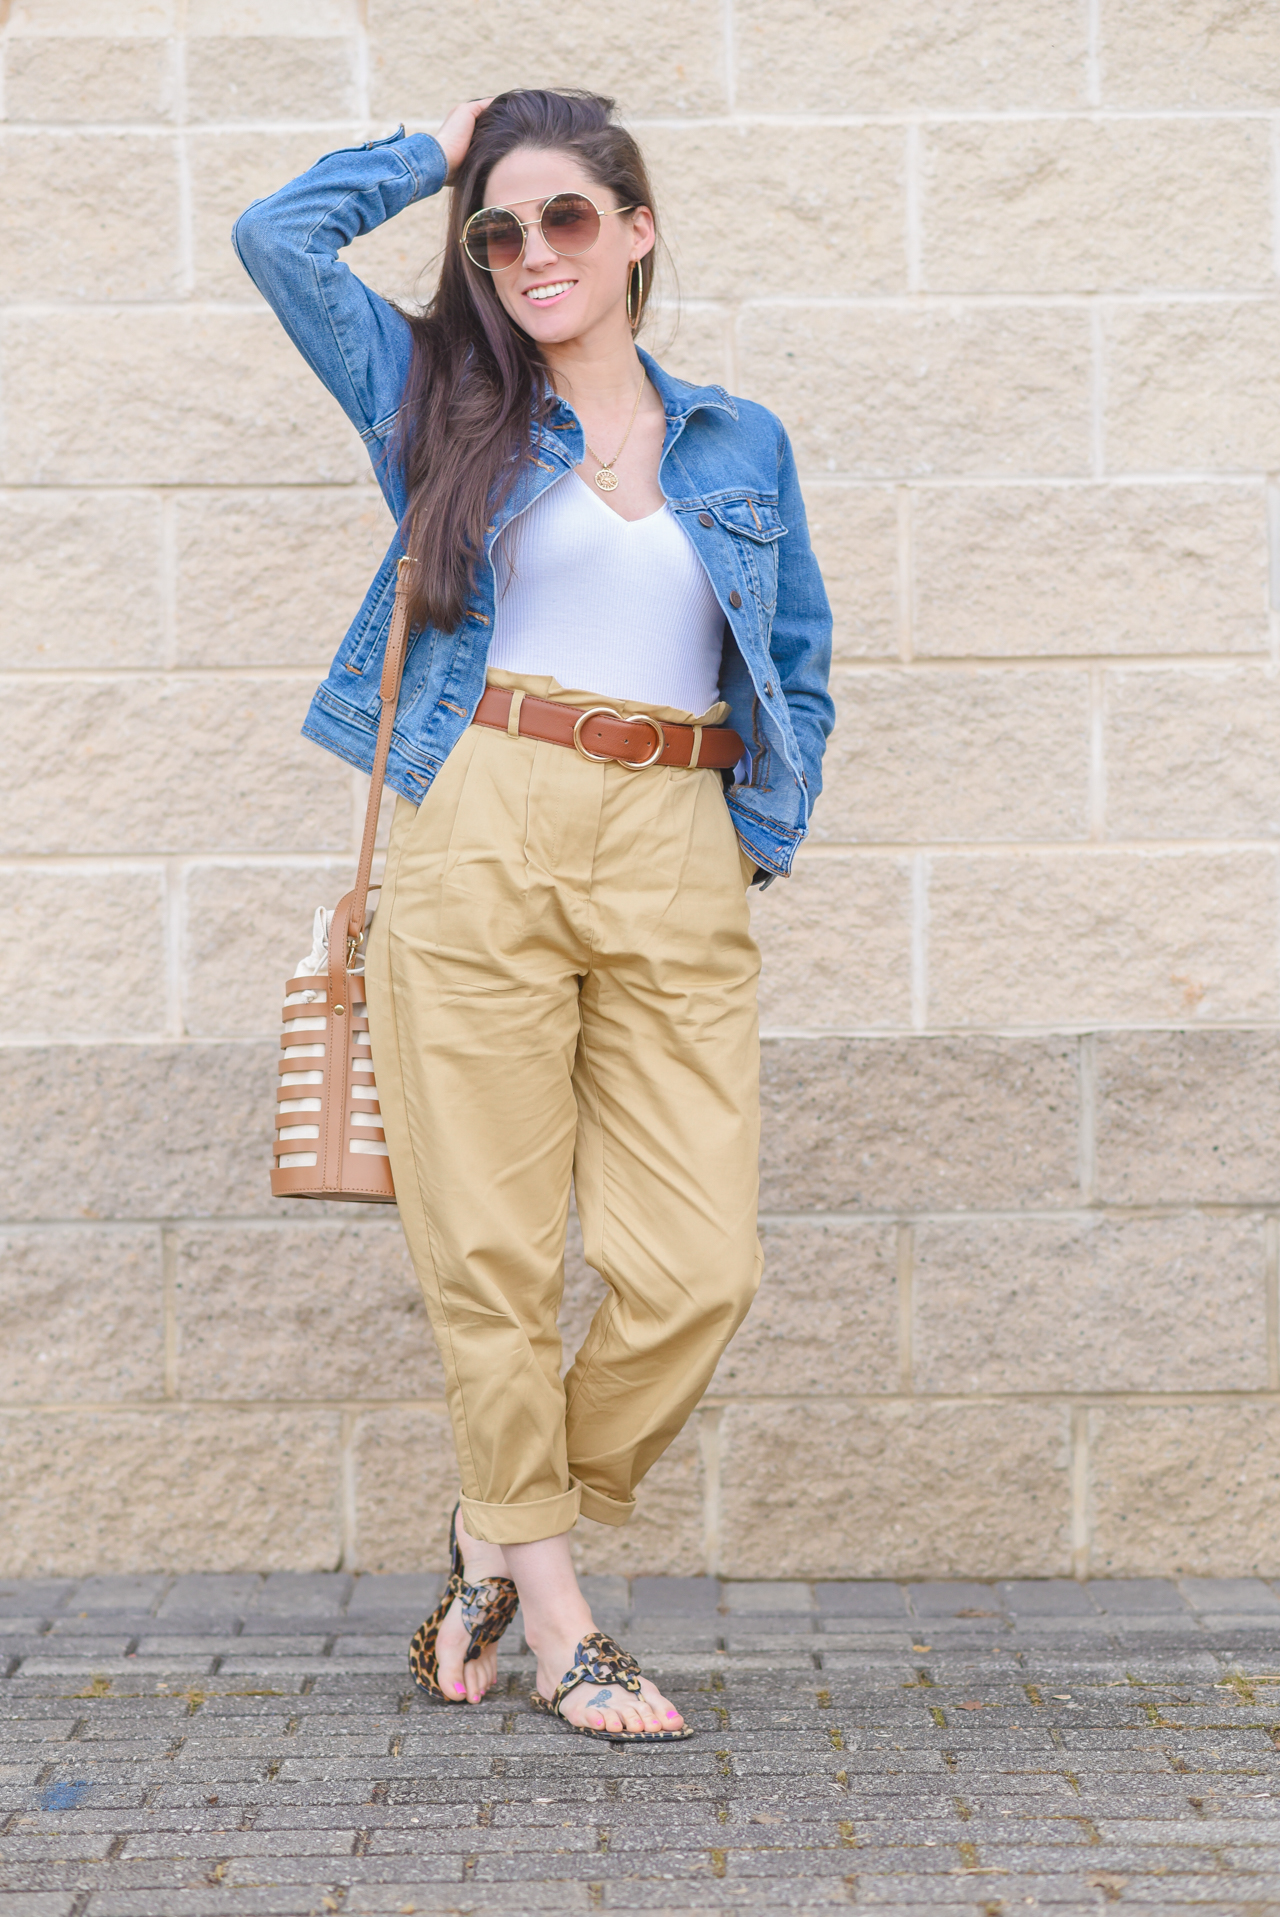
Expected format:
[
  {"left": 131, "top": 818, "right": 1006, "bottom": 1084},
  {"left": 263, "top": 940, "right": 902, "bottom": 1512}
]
[
  {"left": 408, "top": 1505, "right": 519, "bottom": 1702},
  {"left": 529, "top": 1630, "right": 695, "bottom": 1742}
]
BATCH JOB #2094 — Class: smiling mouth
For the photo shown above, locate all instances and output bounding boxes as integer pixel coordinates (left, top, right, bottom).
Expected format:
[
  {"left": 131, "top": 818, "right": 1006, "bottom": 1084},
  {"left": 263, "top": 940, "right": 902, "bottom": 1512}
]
[{"left": 523, "top": 280, "right": 577, "bottom": 302}]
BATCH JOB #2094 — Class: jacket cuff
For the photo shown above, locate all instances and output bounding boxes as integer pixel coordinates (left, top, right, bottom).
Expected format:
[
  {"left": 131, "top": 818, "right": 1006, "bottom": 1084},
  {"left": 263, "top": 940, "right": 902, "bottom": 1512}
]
[
  {"left": 725, "top": 795, "right": 804, "bottom": 878},
  {"left": 395, "top": 130, "right": 450, "bottom": 200},
  {"left": 365, "top": 126, "right": 449, "bottom": 201}
]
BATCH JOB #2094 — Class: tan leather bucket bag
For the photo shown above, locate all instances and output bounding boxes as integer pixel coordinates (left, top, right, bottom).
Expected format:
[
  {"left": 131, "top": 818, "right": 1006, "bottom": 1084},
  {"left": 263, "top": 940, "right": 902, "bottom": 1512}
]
[{"left": 270, "top": 556, "right": 415, "bottom": 1203}]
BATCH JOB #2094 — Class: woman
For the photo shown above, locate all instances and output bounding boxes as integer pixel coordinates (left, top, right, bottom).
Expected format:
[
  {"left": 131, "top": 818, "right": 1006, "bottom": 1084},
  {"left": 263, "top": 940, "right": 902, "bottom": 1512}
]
[{"left": 234, "top": 89, "right": 833, "bottom": 1743}]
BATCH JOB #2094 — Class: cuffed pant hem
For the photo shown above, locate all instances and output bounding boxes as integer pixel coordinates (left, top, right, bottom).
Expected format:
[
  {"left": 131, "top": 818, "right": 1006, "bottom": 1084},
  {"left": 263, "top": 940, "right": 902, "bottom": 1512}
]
[
  {"left": 460, "top": 1483, "right": 581, "bottom": 1546},
  {"left": 576, "top": 1482, "right": 637, "bottom": 1527}
]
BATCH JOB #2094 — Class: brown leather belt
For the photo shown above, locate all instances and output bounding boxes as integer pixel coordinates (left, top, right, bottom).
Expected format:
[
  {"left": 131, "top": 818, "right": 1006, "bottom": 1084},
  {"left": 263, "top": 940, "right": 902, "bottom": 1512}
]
[{"left": 472, "top": 686, "right": 744, "bottom": 771}]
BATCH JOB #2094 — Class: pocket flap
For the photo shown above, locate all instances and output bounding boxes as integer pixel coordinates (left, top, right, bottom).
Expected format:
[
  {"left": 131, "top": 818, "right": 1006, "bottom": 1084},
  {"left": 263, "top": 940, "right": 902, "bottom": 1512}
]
[{"left": 710, "top": 495, "right": 786, "bottom": 542}]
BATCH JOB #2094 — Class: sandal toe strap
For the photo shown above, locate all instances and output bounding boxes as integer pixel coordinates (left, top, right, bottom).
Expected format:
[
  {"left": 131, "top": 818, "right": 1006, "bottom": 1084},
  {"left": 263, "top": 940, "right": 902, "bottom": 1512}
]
[
  {"left": 454, "top": 1573, "right": 519, "bottom": 1661},
  {"left": 550, "top": 1630, "right": 643, "bottom": 1714}
]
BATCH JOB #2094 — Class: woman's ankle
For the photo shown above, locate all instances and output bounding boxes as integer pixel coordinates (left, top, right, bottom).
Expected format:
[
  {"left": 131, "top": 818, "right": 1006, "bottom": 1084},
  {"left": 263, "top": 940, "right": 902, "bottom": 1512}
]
[
  {"left": 454, "top": 1508, "right": 510, "bottom": 1582},
  {"left": 499, "top": 1529, "right": 595, "bottom": 1674},
  {"left": 522, "top": 1603, "right": 595, "bottom": 1672}
]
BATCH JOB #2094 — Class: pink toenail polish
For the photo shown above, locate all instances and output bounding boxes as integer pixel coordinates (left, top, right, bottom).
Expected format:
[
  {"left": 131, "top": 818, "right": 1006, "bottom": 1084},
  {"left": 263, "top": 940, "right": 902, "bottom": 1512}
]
[{"left": 454, "top": 1683, "right": 465, "bottom": 1694}]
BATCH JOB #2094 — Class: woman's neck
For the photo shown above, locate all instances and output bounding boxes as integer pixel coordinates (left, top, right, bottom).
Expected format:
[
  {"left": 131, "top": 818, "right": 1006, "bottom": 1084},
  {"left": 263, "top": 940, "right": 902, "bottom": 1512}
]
[{"left": 544, "top": 326, "right": 645, "bottom": 414}]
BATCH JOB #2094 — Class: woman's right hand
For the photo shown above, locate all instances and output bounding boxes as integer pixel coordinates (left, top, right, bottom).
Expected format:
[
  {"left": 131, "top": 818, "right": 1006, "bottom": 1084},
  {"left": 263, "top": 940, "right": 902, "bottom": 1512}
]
[{"left": 436, "top": 99, "right": 495, "bottom": 182}]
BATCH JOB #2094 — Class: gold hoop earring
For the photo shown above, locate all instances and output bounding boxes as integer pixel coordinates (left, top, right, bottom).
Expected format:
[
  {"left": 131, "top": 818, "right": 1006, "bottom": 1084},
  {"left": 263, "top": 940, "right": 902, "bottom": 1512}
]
[{"left": 626, "top": 258, "right": 644, "bottom": 334}]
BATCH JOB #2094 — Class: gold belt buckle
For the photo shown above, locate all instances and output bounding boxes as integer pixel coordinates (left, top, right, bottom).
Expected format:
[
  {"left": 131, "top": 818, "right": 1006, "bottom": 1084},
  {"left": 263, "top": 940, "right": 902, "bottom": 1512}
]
[{"left": 572, "top": 705, "right": 666, "bottom": 769}]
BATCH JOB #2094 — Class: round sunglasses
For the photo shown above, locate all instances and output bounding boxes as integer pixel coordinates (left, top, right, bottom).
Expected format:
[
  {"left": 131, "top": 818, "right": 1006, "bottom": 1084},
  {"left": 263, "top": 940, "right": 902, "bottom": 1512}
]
[{"left": 462, "top": 192, "right": 637, "bottom": 273}]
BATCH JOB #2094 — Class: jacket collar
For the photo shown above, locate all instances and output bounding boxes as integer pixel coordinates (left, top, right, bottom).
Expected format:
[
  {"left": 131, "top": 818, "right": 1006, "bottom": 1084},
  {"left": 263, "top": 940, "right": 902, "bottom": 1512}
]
[{"left": 637, "top": 345, "right": 738, "bottom": 424}]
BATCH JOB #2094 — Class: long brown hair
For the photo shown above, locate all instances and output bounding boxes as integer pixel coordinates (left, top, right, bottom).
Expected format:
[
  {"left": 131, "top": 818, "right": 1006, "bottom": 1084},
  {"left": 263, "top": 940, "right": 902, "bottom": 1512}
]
[{"left": 394, "top": 89, "right": 658, "bottom": 632}]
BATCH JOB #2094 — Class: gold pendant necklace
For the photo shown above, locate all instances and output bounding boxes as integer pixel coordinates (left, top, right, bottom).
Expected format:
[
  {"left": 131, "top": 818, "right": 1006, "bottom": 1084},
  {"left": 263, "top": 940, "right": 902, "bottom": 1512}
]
[{"left": 584, "top": 374, "right": 646, "bottom": 493}]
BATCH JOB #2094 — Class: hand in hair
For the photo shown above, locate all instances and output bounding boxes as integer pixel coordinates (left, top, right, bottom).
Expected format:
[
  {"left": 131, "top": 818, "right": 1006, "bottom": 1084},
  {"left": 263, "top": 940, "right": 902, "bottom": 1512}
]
[{"left": 436, "top": 99, "right": 497, "bottom": 182}]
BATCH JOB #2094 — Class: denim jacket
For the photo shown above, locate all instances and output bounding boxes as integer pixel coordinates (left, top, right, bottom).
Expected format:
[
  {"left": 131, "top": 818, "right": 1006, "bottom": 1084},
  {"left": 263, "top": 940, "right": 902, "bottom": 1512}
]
[{"left": 233, "top": 129, "right": 834, "bottom": 877}]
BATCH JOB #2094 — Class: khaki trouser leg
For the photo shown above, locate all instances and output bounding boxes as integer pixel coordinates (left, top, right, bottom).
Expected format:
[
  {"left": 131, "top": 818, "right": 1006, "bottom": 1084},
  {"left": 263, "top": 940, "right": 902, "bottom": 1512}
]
[
  {"left": 564, "top": 754, "right": 763, "bottom": 1526},
  {"left": 364, "top": 679, "right": 762, "bottom": 1547}
]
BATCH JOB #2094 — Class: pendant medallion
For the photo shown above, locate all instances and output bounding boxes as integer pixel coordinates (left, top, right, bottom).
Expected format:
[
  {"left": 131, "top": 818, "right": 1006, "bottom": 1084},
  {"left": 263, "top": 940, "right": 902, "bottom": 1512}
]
[{"left": 594, "top": 469, "right": 620, "bottom": 492}]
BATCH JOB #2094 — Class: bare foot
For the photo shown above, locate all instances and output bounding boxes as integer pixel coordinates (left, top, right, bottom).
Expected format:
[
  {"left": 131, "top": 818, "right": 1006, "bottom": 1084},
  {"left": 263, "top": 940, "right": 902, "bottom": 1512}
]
[
  {"left": 500, "top": 1528, "right": 688, "bottom": 1735},
  {"left": 534, "top": 1643, "right": 685, "bottom": 1736},
  {"left": 433, "top": 1511, "right": 511, "bottom": 1706}
]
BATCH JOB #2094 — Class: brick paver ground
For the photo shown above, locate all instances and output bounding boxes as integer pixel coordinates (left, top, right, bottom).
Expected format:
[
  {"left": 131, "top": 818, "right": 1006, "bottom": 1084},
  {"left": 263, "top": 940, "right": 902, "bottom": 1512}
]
[{"left": 1, "top": 1572, "right": 1278, "bottom": 1916}]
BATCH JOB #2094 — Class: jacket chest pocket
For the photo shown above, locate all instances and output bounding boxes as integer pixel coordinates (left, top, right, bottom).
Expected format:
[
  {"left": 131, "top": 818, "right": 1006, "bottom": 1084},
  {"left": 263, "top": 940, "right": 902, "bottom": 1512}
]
[{"left": 709, "top": 496, "right": 785, "bottom": 613}]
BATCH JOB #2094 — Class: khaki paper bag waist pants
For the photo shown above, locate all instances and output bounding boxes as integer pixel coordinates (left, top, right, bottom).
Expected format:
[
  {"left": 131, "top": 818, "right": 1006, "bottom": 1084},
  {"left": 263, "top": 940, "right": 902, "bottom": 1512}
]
[{"left": 363, "top": 673, "right": 763, "bottom": 1546}]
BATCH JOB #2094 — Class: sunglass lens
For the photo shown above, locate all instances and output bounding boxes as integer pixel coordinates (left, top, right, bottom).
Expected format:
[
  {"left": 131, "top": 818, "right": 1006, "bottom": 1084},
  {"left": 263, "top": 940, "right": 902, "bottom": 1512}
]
[
  {"left": 465, "top": 207, "right": 524, "bottom": 271},
  {"left": 541, "top": 193, "right": 601, "bottom": 255}
]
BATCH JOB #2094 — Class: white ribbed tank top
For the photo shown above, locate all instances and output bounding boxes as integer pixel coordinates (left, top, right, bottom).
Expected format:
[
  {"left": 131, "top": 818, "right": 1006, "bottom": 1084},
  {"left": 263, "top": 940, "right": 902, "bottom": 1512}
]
[{"left": 487, "top": 473, "right": 726, "bottom": 713}]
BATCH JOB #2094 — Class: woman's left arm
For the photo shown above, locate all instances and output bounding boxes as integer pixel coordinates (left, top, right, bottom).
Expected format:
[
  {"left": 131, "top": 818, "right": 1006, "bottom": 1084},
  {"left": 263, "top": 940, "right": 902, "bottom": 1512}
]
[
  {"left": 772, "top": 429, "right": 836, "bottom": 810},
  {"left": 232, "top": 130, "right": 448, "bottom": 444}
]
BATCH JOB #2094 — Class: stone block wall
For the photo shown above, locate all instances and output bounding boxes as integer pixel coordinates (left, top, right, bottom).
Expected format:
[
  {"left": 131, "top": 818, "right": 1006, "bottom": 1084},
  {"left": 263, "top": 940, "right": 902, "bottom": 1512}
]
[{"left": 2, "top": 0, "right": 1278, "bottom": 1580}]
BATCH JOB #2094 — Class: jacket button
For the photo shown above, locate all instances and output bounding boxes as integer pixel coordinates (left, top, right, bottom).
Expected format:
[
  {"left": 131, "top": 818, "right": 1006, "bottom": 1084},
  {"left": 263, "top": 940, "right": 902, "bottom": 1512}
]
[
  {"left": 698, "top": 512, "right": 713, "bottom": 527},
  {"left": 729, "top": 589, "right": 743, "bottom": 609},
  {"left": 765, "top": 680, "right": 774, "bottom": 695}
]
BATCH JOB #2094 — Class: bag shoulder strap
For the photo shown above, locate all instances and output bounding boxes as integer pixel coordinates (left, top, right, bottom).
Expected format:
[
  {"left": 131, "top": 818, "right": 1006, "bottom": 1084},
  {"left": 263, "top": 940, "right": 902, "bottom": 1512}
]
[{"left": 345, "top": 553, "right": 416, "bottom": 965}]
